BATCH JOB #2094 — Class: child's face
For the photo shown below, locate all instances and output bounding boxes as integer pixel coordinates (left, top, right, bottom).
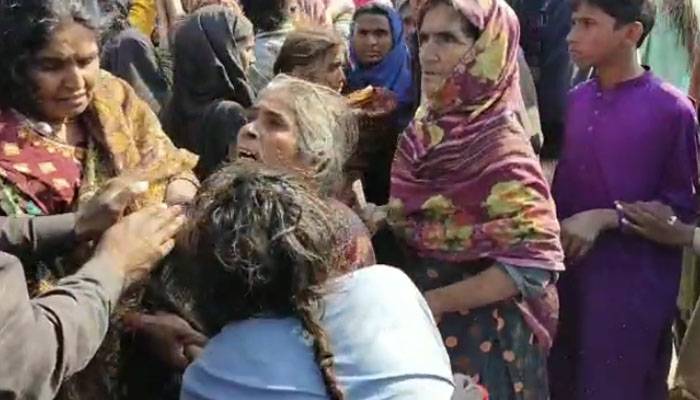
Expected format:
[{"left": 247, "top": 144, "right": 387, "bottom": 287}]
[{"left": 567, "top": 2, "right": 639, "bottom": 69}]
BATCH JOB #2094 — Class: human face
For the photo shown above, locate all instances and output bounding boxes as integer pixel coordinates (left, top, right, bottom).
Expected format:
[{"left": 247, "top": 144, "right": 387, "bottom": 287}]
[
  {"left": 295, "top": 46, "right": 347, "bottom": 92},
  {"left": 567, "top": 2, "right": 642, "bottom": 69},
  {"left": 237, "top": 35, "right": 256, "bottom": 74},
  {"left": 318, "top": 46, "right": 347, "bottom": 92},
  {"left": 419, "top": 2, "right": 476, "bottom": 98},
  {"left": 352, "top": 13, "right": 393, "bottom": 66},
  {"left": 236, "top": 87, "right": 303, "bottom": 171},
  {"left": 29, "top": 22, "right": 100, "bottom": 124},
  {"left": 399, "top": 4, "right": 416, "bottom": 41}
]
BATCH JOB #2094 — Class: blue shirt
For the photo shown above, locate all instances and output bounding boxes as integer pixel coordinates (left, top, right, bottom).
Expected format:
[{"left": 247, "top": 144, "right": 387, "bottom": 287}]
[{"left": 181, "top": 265, "right": 455, "bottom": 399}]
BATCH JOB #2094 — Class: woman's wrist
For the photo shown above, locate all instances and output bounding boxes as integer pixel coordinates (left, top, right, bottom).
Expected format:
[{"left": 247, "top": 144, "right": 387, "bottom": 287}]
[{"left": 601, "top": 209, "right": 620, "bottom": 231}]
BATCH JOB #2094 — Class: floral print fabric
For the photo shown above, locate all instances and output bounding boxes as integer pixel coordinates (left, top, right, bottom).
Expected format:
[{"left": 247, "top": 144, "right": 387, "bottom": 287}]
[
  {"left": 389, "top": 0, "right": 564, "bottom": 348},
  {"left": 0, "top": 70, "right": 197, "bottom": 215}
]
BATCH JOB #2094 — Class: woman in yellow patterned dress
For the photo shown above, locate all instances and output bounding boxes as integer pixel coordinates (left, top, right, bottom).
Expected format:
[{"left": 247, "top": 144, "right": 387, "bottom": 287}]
[
  {"left": 0, "top": 0, "right": 197, "bottom": 266},
  {"left": 0, "top": 1, "right": 198, "bottom": 398}
]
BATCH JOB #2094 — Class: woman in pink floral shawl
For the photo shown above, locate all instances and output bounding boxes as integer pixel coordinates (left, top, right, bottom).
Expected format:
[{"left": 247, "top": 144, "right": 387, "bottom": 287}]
[{"left": 384, "top": 0, "right": 564, "bottom": 398}]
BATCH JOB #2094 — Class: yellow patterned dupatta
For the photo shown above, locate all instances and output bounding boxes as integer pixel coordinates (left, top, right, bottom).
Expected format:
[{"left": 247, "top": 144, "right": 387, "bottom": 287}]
[
  {"left": 0, "top": 70, "right": 197, "bottom": 218},
  {"left": 80, "top": 70, "right": 198, "bottom": 208}
]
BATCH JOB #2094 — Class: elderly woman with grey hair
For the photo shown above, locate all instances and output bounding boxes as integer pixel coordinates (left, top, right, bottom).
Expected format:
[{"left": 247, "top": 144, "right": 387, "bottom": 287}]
[
  {"left": 124, "top": 77, "right": 376, "bottom": 396},
  {"left": 234, "top": 74, "right": 375, "bottom": 270}
]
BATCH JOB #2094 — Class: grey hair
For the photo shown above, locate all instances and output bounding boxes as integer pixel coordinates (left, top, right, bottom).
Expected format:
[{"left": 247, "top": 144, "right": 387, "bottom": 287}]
[{"left": 262, "top": 74, "right": 359, "bottom": 196}]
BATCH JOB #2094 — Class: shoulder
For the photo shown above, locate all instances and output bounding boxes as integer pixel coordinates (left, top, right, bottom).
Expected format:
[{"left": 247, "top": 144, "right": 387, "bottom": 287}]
[
  {"left": 93, "top": 70, "right": 139, "bottom": 105},
  {"left": 647, "top": 74, "right": 697, "bottom": 118},
  {"left": 331, "top": 265, "right": 421, "bottom": 304},
  {"left": 328, "top": 200, "right": 368, "bottom": 234},
  {"left": 92, "top": 70, "right": 156, "bottom": 120}
]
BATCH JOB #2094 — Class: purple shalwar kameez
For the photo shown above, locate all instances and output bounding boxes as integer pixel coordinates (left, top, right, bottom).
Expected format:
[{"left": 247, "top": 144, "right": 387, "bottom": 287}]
[{"left": 549, "top": 71, "right": 699, "bottom": 400}]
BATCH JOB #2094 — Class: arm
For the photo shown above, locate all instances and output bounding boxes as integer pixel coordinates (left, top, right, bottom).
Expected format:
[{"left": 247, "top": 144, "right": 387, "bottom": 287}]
[
  {"left": 0, "top": 213, "right": 76, "bottom": 256},
  {"left": 425, "top": 266, "right": 519, "bottom": 318},
  {"left": 0, "top": 252, "right": 124, "bottom": 400},
  {"left": 425, "top": 264, "right": 555, "bottom": 319},
  {"left": 0, "top": 204, "right": 184, "bottom": 399},
  {"left": 560, "top": 208, "right": 618, "bottom": 261},
  {"left": 656, "top": 106, "right": 699, "bottom": 222},
  {"left": 615, "top": 103, "right": 698, "bottom": 249}
]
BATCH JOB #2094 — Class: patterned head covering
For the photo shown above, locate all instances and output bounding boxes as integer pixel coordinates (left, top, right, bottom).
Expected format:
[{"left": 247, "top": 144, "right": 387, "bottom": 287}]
[{"left": 389, "top": 0, "right": 564, "bottom": 347}]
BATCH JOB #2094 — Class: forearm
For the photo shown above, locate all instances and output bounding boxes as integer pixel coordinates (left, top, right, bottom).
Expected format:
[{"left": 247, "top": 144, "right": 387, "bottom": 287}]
[
  {"left": 427, "top": 266, "right": 519, "bottom": 312},
  {"left": 0, "top": 253, "right": 124, "bottom": 399},
  {"left": 0, "top": 213, "right": 76, "bottom": 255},
  {"left": 597, "top": 208, "right": 619, "bottom": 231}
]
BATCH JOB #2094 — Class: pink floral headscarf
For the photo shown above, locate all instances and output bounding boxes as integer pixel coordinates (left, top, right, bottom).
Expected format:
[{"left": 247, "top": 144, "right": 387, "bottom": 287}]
[{"left": 389, "top": 0, "right": 564, "bottom": 349}]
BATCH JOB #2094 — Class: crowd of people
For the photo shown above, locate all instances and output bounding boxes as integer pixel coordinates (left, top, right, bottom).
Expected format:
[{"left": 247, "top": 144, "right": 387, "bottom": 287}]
[{"left": 1, "top": 0, "right": 700, "bottom": 399}]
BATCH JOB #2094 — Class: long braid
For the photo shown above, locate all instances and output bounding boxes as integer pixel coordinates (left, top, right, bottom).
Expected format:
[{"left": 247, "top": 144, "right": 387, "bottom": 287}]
[{"left": 296, "top": 295, "right": 345, "bottom": 400}]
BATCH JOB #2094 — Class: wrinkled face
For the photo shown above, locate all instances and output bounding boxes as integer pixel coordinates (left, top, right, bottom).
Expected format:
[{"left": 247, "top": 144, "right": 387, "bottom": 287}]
[
  {"left": 567, "top": 2, "right": 640, "bottom": 69},
  {"left": 399, "top": 4, "right": 415, "bottom": 41},
  {"left": 419, "top": 2, "right": 476, "bottom": 99},
  {"left": 29, "top": 21, "right": 100, "bottom": 123},
  {"left": 236, "top": 87, "right": 304, "bottom": 172},
  {"left": 237, "top": 35, "right": 256, "bottom": 74},
  {"left": 294, "top": 46, "right": 347, "bottom": 92},
  {"left": 352, "top": 13, "right": 393, "bottom": 65}
]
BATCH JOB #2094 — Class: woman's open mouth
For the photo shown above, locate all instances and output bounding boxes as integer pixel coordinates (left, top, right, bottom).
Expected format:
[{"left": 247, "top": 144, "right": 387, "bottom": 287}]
[{"left": 237, "top": 148, "right": 259, "bottom": 161}]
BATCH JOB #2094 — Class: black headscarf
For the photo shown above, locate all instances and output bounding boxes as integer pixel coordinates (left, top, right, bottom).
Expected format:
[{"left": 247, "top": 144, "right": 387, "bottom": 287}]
[
  {"left": 102, "top": 28, "right": 170, "bottom": 113},
  {"left": 161, "top": 5, "right": 254, "bottom": 178}
]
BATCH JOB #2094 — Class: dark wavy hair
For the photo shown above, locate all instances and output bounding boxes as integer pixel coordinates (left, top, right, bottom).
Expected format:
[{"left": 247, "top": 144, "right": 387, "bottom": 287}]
[
  {"left": 0, "top": 0, "right": 98, "bottom": 117},
  {"left": 184, "top": 161, "right": 346, "bottom": 400}
]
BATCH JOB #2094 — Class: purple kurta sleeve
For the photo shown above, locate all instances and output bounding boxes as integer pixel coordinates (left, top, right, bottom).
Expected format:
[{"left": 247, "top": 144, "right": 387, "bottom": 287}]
[
  {"left": 0, "top": 252, "right": 124, "bottom": 399},
  {"left": 657, "top": 104, "right": 699, "bottom": 221}
]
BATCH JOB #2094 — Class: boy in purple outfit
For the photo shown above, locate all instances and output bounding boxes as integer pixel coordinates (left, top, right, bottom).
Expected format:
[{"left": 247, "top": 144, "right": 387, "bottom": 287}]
[{"left": 549, "top": 0, "right": 699, "bottom": 399}]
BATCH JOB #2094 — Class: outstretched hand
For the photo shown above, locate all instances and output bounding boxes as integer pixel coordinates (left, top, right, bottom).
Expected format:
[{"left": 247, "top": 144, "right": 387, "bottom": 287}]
[
  {"left": 618, "top": 201, "right": 694, "bottom": 248},
  {"left": 74, "top": 177, "right": 149, "bottom": 240},
  {"left": 123, "top": 312, "right": 208, "bottom": 370},
  {"left": 94, "top": 204, "right": 186, "bottom": 284}
]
